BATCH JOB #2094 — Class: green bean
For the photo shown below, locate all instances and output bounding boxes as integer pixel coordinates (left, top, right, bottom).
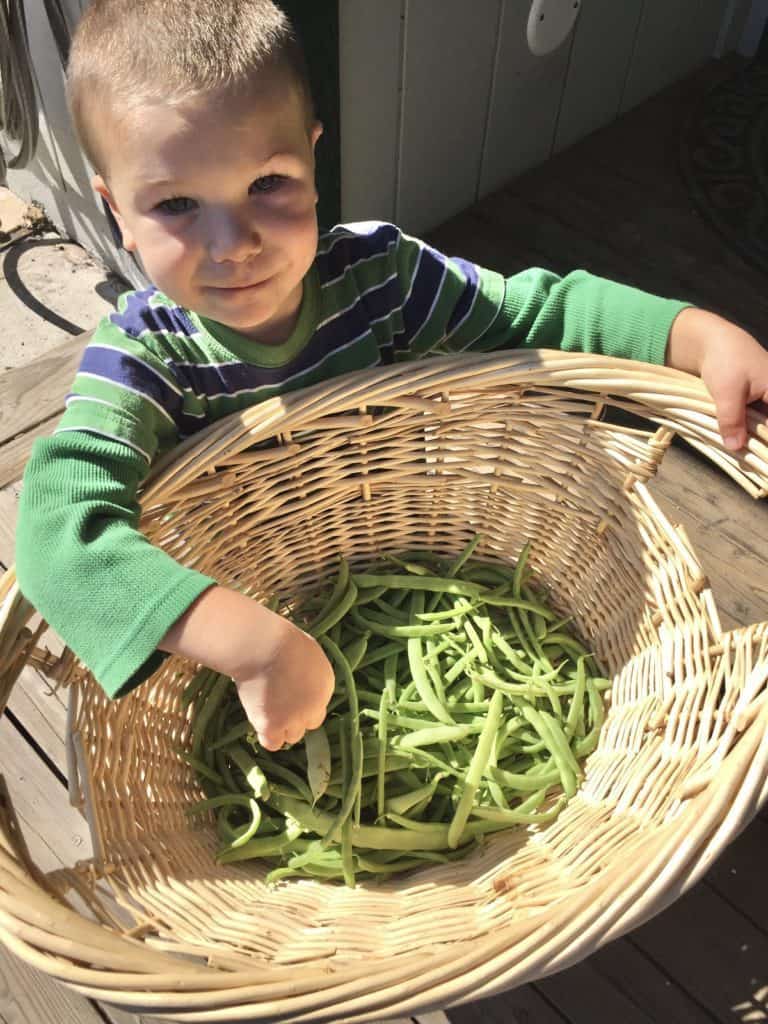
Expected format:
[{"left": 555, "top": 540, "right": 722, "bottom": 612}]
[
  {"left": 351, "top": 573, "right": 484, "bottom": 600},
  {"left": 190, "top": 673, "right": 233, "bottom": 760},
  {"left": 565, "top": 657, "right": 587, "bottom": 740},
  {"left": 305, "top": 726, "right": 332, "bottom": 803},
  {"left": 356, "top": 641, "right": 402, "bottom": 671},
  {"left": 209, "top": 720, "right": 252, "bottom": 751},
  {"left": 308, "top": 558, "right": 349, "bottom": 631},
  {"left": 446, "top": 534, "right": 483, "bottom": 578},
  {"left": 351, "top": 606, "right": 448, "bottom": 639},
  {"left": 396, "top": 724, "right": 477, "bottom": 750},
  {"left": 512, "top": 540, "right": 531, "bottom": 596},
  {"left": 217, "top": 819, "right": 303, "bottom": 863},
  {"left": 181, "top": 668, "right": 216, "bottom": 709},
  {"left": 470, "top": 792, "right": 568, "bottom": 826},
  {"left": 226, "top": 744, "right": 270, "bottom": 799},
  {"left": 385, "top": 773, "right": 445, "bottom": 816},
  {"left": 485, "top": 764, "right": 561, "bottom": 791},
  {"left": 407, "top": 592, "right": 455, "bottom": 726},
  {"left": 448, "top": 690, "right": 504, "bottom": 848},
  {"left": 320, "top": 639, "right": 364, "bottom": 845},
  {"left": 343, "top": 631, "right": 370, "bottom": 672},
  {"left": 309, "top": 578, "right": 359, "bottom": 638}
]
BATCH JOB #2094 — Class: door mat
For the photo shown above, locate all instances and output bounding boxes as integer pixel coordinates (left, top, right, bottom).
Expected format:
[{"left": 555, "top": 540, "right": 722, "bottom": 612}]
[{"left": 680, "top": 59, "right": 768, "bottom": 276}]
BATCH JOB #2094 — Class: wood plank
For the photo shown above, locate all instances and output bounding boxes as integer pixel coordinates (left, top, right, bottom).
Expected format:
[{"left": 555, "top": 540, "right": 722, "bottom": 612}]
[
  {"left": 0, "top": 714, "right": 92, "bottom": 874},
  {"left": 589, "top": 936, "right": 720, "bottom": 1023},
  {"left": 3, "top": 675, "right": 69, "bottom": 781},
  {"left": 338, "top": 0, "right": 402, "bottom": 223},
  {"left": 0, "top": 331, "right": 89, "bottom": 447},
  {"left": 535, "top": 956, "right": 656, "bottom": 1023},
  {"left": 0, "top": 482, "right": 20, "bottom": 561},
  {"left": 0, "top": 485, "right": 71, "bottom": 780},
  {"left": 0, "top": 414, "right": 60, "bottom": 491},
  {"left": 0, "top": 944, "right": 106, "bottom": 1024},
  {"left": 448, "top": 983, "right": 569, "bottom": 1023},
  {"left": 652, "top": 445, "right": 768, "bottom": 631},
  {"left": 478, "top": 1, "right": 571, "bottom": 198},
  {"left": 631, "top": 881, "right": 768, "bottom": 1024},
  {"left": 398, "top": 0, "right": 499, "bottom": 233},
  {"left": 554, "top": 0, "right": 643, "bottom": 154},
  {"left": 704, "top": 816, "right": 768, "bottom": 934}
]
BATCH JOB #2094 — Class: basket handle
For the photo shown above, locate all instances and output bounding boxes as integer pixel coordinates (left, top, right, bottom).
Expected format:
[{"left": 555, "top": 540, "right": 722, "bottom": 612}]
[{"left": 517, "top": 353, "right": 768, "bottom": 499}]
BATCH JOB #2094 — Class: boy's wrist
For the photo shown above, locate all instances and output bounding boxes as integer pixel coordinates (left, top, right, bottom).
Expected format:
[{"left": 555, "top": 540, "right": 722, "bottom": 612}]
[
  {"left": 665, "top": 306, "right": 709, "bottom": 375},
  {"left": 159, "top": 584, "right": 289, "bottom": 681}
]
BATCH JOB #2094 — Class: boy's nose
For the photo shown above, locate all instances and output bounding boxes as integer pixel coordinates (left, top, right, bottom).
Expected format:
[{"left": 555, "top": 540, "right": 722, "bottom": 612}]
[{"left": 207, "top": 211, "right": 263, "bottom": 263}]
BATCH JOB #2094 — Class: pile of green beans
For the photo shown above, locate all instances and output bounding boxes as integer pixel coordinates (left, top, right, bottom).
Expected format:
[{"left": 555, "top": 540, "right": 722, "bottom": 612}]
[{"left": 182, "top": 537, "right": 608, "bottom": 886}]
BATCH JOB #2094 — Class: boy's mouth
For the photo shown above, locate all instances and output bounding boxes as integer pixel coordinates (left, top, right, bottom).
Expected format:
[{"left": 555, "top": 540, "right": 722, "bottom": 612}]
[{"left": 206, "top": 276, "right": 274, "bottom": 293}]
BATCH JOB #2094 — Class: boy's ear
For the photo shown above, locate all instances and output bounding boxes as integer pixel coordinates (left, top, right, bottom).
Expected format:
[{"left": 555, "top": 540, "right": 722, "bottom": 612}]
[
  {"left": 92, "top": 174, "right": 137, "bottom": 252},
  {"left": 310, "top": 123, "right": 323, "bottom": 204}
]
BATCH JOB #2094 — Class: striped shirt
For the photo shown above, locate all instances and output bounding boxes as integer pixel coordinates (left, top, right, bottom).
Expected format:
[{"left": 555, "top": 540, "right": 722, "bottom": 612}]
[{"left": 17, "top": 221, "right": 690, "bottom": 696}]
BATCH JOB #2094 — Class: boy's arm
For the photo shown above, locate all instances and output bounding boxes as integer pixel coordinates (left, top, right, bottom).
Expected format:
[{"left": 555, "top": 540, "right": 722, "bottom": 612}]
[
  {"left": 385, "top": 231, "right": 766, "bottom": 447},
  {"left": 16, "top": 429, "right": 334, "bottom": 747},
  {"left": 16, "top": 431, "right": 215, "bottom": 696},
  {"left": 384, "top": 228, "right": 687, "bottom": 365}
]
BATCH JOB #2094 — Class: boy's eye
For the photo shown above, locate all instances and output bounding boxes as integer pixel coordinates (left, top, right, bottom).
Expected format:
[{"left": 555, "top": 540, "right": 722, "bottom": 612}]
[
  {"left": 156, "top": 196, "right": 196, "bottom": 215},
  {"left": 250, "top": 174, "right": 285, "bottom": 194}
]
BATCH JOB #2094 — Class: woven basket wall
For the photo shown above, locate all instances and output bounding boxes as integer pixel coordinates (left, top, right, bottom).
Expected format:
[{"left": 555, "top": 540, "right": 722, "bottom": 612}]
[{"left": 1, "top": 350, "right": 767, "bottom": 1023}]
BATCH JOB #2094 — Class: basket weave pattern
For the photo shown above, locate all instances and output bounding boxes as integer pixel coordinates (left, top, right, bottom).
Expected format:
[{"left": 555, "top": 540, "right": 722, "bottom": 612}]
[{"left": 1, "top": 351, "right": 767, "bottom": 1022}]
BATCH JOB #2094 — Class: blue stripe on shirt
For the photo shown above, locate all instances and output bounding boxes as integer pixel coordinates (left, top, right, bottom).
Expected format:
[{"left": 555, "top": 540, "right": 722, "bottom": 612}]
[
  {"left": 446, "top": 258, "right": 480, "bottom": 335},
  {"left": 78, "top": 346, "right": 184, "bottom": 424},
  {"left": 110, "top": 288, "right": 198, "bottom": 339},
  {"left": 396, "top": 245, "right": 447, "bottom": 352},
  {"left": 316, "top": 222, "right": 401, "bottom": 284}
]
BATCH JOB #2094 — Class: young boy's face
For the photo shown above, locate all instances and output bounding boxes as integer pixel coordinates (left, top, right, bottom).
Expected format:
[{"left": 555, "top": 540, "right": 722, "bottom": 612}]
[{"left": 94, "top": 71, "right": 322, "bottom": 343}]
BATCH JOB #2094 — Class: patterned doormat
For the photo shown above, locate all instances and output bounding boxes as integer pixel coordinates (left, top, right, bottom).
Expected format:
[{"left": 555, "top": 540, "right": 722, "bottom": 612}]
[{"left": 680, "top": 59, "right": 768, "bottom": 276}]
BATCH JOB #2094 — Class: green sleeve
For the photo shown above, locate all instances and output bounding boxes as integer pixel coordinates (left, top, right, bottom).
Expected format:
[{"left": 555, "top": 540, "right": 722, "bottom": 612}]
[
  {"left": 15, "top": 431, "right": 215, "bottom": 698},
  {"left": 460, "top": 266, "right": 692, "bottom": 364},
  {"left": 385, "top": 228, "right": 690, "bottom": 363}
]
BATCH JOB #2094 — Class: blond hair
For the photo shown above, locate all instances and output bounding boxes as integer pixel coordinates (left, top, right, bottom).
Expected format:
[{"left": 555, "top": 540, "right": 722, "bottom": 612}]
[{"left": 67, "top": 0, "right": 313, "bottom": 174}]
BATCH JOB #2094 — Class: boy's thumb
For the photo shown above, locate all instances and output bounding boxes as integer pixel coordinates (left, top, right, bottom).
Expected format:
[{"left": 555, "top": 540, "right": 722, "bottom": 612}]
[{"left": 710, "top": 378, "right": 748, "bottom": 451}]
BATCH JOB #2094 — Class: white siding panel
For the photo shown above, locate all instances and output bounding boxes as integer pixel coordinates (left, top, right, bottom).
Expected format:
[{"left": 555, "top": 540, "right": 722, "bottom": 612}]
[
  {"left": 621, "top": 0, "right": 732, "bottom": 113},
  {"left": 339, "top": 0, "right": 403, "bottom": 224},
  {"left": 397, "top": 0, "right": 500, "bottom": 235},
  {"left": 554, "top": 1, "right": 643, "bottom": 153},
  {"left": 21, "top": 0, "right": 91, "bottom": 198},
  {"left": 478, "top": 0, "right": 571, "bottom": 198}
]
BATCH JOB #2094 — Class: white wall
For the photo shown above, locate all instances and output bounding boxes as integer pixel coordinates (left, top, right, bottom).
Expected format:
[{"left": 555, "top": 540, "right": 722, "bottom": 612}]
[{"left": 340, "top": 0, "right": 746, "bottom": 236}]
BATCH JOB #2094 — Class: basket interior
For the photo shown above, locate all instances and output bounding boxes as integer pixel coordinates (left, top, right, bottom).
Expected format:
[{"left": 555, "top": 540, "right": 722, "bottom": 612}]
[{"left": 56, "top": 382, "right": 741, "bottom": 969}]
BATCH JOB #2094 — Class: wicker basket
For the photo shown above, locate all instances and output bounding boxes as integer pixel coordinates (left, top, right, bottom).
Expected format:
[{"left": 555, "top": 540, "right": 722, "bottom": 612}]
[{"left": 1, "top": 350, "right": 767, "bottom": 1023}]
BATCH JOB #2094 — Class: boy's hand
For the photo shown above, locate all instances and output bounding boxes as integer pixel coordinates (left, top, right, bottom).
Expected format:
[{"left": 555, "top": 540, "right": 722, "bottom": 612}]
[
  {"left": 233, "top": 617, "right": 335, "bottom": 751},
  {"left": 667, "top": 308, "right": 768, "bottom": 451},
  {"left": 160, "top": 586, "right": 335, "bottom": 751}
]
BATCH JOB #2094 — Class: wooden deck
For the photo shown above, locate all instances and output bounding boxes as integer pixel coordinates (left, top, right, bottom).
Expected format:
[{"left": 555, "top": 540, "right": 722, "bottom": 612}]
[{"left": 1, "top": 55, "right": 767, "bottom": 1024}]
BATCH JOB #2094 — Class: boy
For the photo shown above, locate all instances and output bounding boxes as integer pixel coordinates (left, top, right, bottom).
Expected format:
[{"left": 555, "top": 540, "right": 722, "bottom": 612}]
[{"left": 16, "top": 0, "right": 768, "bottom": 753}]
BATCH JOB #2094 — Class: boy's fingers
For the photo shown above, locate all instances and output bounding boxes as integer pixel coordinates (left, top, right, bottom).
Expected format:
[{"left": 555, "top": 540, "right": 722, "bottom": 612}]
[
  {"left": 710, "top": 379, "right": 749, "bottom": 451},
  {"left": 257, "top": 727, "right": 286, "bottom": 751},
  {"left": 284, "top": 725, "right": 306, "bottom": 746},
  {"left": 305, "top": 710, "right": 327, "bottom": 731}
]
